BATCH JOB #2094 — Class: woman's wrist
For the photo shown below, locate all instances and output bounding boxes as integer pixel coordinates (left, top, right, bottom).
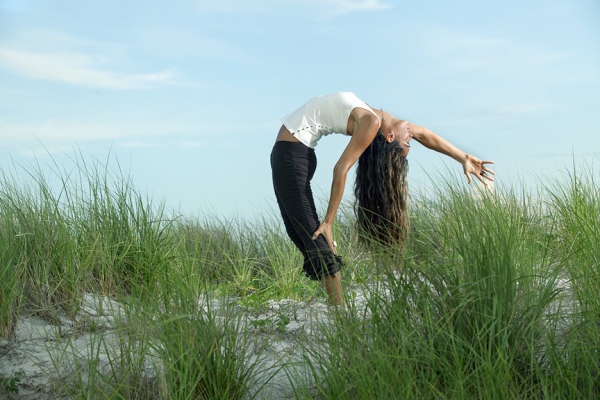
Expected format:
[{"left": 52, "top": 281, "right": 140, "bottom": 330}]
[{"left": 322, "top": 217, "right": 335, "bottom": 225}]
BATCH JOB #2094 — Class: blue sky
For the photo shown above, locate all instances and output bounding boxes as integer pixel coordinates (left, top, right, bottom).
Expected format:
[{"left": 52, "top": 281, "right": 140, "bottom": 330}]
[{"left": 1, "top": 0, "right": 599, "bottom": 220}]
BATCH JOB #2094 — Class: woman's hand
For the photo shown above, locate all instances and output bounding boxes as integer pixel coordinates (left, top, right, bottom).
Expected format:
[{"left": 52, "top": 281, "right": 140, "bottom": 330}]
[
  {"left": 463, "top": 154, "right": 495, "bottom": 185},
  {"left": 312, "top": 222, "right": 338, "bottom": 255}
]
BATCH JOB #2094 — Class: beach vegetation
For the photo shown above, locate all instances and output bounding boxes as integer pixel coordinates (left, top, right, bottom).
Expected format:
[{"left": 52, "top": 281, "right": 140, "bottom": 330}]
[{"left": 0, "top": 154, "right": 598, "bottom": 399}]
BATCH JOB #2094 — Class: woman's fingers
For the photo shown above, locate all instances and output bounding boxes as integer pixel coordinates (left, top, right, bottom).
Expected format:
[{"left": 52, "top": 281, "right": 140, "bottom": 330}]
[
  {"left": 482, "top": 165, "right": 496, "bottom": 175},
  {"left": 465, "top": 156, "right": 495, "bottom": 185},
  {"left": 311, "top": 227, "right": 322, "bottom": 240},
  {"left": 312, "top": 223, "right": 338, "bottom": 255}
]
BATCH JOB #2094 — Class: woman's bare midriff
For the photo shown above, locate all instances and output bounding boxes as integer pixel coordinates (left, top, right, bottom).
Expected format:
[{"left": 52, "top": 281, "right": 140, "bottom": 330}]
[{"left": 276, "top": 125, "right": 301, "bottom": 143}]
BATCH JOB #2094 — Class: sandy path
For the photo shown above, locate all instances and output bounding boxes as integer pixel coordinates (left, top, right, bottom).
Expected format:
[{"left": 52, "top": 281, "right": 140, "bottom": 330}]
[{"left": 0, "top": 292, "right": 369, "bottom": 399}]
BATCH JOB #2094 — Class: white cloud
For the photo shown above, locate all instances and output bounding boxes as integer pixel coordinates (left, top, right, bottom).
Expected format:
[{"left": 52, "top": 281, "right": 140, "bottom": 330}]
[
  {"left": 177, "top": 141, "right": 203, "bottom": 149},
  {"left": 0, "top": 46, "right": 177, "bottom": 89},
  {"left": 423, "top": 30, "right": 576, "bottom": 73},
  {"left": 324, "top": 0, "right": 390, "bottom": 14},
  {"left": 115, "top": 140, "right": 205, "bottom": 149},
  {"left": 460, "top": 102, "right": 562, "bottom": 121},
  {"left": 138, "top": 29, "right": 251, "bottom": 63},
  {"left": 494, "top": 102, "right": 559, "bottom": 116},
  {"left": 18, "top": 146, "right": 67, "bottom": 159},
  {"left": 193, "top": 0, "right": 390, "bottom": 15},
  {"left": 0, "top": 121, "right": 127, "bottom": 143},
  {"left": 117, "top": 141, "right": 160, "bottom": 148},
  {"left": 0, "top": 120, "right": 212, "bottom": 156}
]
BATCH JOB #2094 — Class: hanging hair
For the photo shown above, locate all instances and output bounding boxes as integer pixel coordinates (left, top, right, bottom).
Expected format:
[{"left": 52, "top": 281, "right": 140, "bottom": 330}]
[{"left": 354, "top": 130, "right": 409, "bottom": 248}]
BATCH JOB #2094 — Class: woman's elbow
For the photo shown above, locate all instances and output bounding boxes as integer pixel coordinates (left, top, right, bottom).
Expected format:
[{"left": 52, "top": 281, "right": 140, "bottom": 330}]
[{"left": 332, "top": 163, "right": 350, "bottom": 179}]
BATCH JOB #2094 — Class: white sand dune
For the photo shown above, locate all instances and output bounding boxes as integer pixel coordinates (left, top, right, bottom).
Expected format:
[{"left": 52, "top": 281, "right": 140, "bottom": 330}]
[{"left": 0, "top": 290, "right": 372, "bottom": 400}]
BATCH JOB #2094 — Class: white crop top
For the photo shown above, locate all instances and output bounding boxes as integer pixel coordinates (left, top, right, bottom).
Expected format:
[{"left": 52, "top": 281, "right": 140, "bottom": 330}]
[{"left": 281, "top": 92, "right": 380, "bottom": 149}]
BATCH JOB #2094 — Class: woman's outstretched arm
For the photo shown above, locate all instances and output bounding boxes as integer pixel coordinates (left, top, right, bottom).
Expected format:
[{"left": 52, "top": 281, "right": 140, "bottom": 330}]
[{"left": 409, "top": 123, "right": 495, "bottom": 184}]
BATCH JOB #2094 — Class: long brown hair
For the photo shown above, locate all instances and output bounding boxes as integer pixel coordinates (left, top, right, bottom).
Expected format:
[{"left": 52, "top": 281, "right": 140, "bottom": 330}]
[{"left": 354, "top": 130, "right": 409, "bottom": 247}]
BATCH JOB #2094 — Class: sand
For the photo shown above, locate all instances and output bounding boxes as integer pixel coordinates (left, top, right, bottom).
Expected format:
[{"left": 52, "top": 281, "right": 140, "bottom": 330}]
[{"left": 0, "top": 291, "right": 371, "bottom": 399}]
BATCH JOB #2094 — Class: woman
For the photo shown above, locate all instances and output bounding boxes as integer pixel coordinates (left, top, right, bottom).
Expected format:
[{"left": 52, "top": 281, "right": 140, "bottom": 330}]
[{"left": 270, "top": 92, "right": 494, "bottom": 305}]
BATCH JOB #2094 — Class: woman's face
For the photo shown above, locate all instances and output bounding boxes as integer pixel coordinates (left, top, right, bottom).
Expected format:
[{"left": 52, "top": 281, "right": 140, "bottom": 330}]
[{"left": 385, "top": 120, "right": 412, "bottom": 157}]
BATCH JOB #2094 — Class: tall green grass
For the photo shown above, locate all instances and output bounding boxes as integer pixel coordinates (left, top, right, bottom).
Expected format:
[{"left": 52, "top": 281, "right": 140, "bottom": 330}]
[
  {"left": 0, "top": 154, "right": 298, "bottom": 398},
  {"left": 50, "top": 278, "right": 264, "bottom": 399},
  {"left": 298, "top": 177, "right": 598, "bottom": 399},
  {"left": 1, "top": 154, "right": 599, "bottom": 398},
  {"left": 0, "top": 222, "right": 22, "bottom": 338},
  {"left": 543, "top": 165, "right": 600, "bottom": 396},
  {"left": 0, "top": 161, "right": 81, "bottom": 322}
]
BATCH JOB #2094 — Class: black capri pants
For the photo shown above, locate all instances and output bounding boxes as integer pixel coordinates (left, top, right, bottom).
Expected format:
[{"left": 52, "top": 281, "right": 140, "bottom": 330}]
[{"left": 270, "top": 141, "right": 343, "bottom": 281}]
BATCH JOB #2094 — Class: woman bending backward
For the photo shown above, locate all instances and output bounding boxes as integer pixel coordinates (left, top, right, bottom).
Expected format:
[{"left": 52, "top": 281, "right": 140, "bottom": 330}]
[{"left": 270, "top": 92, "right": 495, "bottom": 305}]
